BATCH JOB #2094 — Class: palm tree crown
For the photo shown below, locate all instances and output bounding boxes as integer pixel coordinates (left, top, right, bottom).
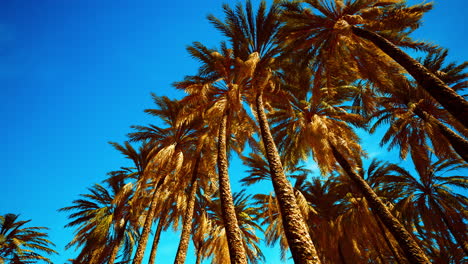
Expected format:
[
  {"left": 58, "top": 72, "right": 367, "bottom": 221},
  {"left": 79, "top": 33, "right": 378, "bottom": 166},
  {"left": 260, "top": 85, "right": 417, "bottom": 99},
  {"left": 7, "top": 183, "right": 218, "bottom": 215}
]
[{"left": 0, "top": 214, "right": 57, "bottom": 264}]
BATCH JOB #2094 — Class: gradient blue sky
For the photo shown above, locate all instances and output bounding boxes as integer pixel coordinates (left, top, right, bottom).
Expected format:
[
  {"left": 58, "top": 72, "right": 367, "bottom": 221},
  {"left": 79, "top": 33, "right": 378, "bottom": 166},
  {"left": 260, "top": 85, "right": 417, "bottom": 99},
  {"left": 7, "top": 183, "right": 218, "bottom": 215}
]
[{"left": 1, "top": 0, "right": 466, "bottom": 263}]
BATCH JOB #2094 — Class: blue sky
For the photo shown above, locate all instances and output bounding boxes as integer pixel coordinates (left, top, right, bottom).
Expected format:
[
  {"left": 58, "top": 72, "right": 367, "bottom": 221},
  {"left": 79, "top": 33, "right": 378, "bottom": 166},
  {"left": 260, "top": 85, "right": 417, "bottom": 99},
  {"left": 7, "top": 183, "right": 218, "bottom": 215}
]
[{"left": 0, "top": 0, "right": 466, "bottom": 263}]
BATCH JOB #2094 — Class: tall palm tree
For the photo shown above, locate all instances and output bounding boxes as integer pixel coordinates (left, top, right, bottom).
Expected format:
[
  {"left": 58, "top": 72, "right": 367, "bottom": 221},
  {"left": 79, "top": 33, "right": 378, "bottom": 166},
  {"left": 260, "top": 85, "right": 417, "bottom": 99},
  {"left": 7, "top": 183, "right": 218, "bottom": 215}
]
[
  {"left": 270, "top": 64, "right": 431, "bottom": 263},
  {"left": 0, "top": 214, "right": 57, "bottom": 264},
  {"left": 173, "top": 136, "right": 217, "bottom": 264},
  {"left": 176, "top": 43, "right": 258, "bottom": 264},
  {"left": 128, "top": 95, "right": 206, "bottom": 264},
  {"left": 208, "top": 2, "right": 322, "bottom": 262},
  {"left": 375, "top": 158, "right": 468, "bottom": 258},
  {"left": 280, "top": 0, "right": 468, "bottom": 128},
  {"left": 105, "top": 141, "right": 154, "bottom": 264}
]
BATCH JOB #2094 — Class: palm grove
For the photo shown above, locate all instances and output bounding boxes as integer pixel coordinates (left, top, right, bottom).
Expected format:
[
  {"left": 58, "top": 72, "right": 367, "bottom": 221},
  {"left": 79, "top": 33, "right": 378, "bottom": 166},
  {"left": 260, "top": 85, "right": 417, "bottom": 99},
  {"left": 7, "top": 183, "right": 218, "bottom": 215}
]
[{"left": 2, "top": 0, "right": 467, "bottom": 263}]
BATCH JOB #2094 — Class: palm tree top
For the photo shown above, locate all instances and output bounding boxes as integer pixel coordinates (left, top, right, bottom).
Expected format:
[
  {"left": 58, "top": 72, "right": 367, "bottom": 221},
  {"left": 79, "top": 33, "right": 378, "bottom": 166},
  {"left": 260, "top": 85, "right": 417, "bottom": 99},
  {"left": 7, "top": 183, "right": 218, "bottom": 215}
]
[{"left": 0, "top": 213, "right": 57, "bottom": 264}]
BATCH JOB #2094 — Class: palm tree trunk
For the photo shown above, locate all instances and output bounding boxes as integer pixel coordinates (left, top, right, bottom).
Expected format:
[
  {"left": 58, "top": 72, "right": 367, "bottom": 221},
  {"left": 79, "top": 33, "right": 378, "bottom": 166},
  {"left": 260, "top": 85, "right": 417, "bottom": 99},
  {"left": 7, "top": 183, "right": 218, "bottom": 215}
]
[
  {"left": 255, "top": 90, "right": 322, "bottom": 264},
  {"left": 430, "top": 201, "right": 468, "bottom": 256},
  {"left": 148, "top": 214, "right": 165, "bottom": 264},
  {"left": 329, "top": 143, "right": 431, "bottom": 264},
  {"left": 132, "top": 176, "right": 166, "bottom": 264},
  {"left": 108, "top": 218, "right": 129, "bottom": 264},
  {"left": 413, "top": 107, "right": 468, "bottom": 163},
  {"left": 217, "top": 111, "right": 248, "bottom": 264},
  {"left": 351, "top": 26, "right": 468, "bottom": 128},
  {"left": 195, "top": 247, "right": 202, "bottom": 264},
  {"left": 173, "top": 155, "right": 201, "bottom": 264}
]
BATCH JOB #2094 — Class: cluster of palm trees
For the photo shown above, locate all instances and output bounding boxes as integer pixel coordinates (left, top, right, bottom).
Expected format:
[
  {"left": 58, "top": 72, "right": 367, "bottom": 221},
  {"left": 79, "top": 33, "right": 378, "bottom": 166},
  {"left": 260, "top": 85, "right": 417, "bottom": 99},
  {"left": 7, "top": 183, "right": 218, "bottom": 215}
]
[{"left": 61, "top": 0, "right": 467, "bottom": 263}]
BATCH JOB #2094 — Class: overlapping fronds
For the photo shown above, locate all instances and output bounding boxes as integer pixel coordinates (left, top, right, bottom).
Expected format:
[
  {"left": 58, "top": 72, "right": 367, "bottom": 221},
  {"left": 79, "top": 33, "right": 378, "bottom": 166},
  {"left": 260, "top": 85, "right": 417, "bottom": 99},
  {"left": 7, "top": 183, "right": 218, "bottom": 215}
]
[{"left": 0, "top": 214, "right": 57, "bottom": 264}]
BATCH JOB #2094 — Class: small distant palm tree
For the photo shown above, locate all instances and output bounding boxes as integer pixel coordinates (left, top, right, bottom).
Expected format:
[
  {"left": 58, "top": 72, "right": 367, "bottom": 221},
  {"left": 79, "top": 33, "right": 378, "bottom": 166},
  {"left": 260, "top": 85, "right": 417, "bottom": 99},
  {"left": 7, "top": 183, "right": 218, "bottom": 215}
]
[{"left": 0, "top": 213, "right": 57, "bottom": 264}]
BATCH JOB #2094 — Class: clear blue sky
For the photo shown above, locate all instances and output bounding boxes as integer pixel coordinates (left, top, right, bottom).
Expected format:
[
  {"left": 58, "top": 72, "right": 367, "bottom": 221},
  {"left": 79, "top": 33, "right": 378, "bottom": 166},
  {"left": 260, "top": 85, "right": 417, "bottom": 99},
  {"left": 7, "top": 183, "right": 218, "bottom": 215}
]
[{"left": 0, "top": 0, "right": 466, "bottom": 263}]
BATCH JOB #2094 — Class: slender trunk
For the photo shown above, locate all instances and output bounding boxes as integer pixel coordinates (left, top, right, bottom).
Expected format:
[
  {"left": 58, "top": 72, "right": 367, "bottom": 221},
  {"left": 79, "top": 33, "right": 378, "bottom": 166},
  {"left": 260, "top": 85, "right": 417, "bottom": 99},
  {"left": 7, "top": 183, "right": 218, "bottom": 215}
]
[
  {"left": 375, "top": 215, "right": 405, "bottom": 264},
  {"left": 195, "top": 247, "right": 202, "bottom": 264},
  {"left": 108, "top": 218, "right": 129, "bottom": 264},
  {"left": 217, "top": 112, "right": 248, "bottom": 264},
  {"left": 414, "top": 107, "right": 468, "bottom": 163},
  {"left": 132, "top": 176, "right": 166, "bottom": 264},
  {"left": 329, "top": 144, "right": 431, "bottom": 264},
  {"left": 431, "top": 201, "right": 468, "bottom": 256},
  {"left": 173, "top": 155, "right": 201, "bottom": 264},
  {"left": 255, "top": 91, "right": 322, "bottom": 264},
  {"left": 148, "top": 212, "right": 165, "bottom": 264},
  {"left": 352, "top": 26, "right": 468, "bottom": 128}
]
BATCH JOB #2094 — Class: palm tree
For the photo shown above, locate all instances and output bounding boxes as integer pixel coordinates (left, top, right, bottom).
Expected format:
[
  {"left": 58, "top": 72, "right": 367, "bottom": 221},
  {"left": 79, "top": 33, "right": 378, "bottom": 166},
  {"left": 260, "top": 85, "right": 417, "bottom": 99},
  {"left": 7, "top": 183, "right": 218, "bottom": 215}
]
[
  {"left": 104, "top": 171, "right": 139, "bottom": 264},
  {"left": 128, "top": 95, "right": 207, "bottom": 264},
  {"left": 208, "top": 2, "right": 322, "bottom": 262},
  {"left": 105, "top": 141, "right": 154, "bottom": 264},
  {"left": 280, "top": 0, "right": 468, "bottom": 128},
  {"left": 270, "top": 64, "right": 431, "bottom": 263},
  {"left": 60, "top": 183, "right": 116, "bottom": 263},
  {"left": 175, "top": 43, "right": 258, "bottom": 264},
  {"left": 62, "top": 141, "right": 150, "bottom": 264},
  {"left": 0, "top": 214, "right": 57, "bottom": 264},
  {"left": 375, "top": 158, "right": 468, "bottom": 258},
  {"left": 371, "top": 80, "right": 468, "bottom": 167},
  {"left": 335, "top": 160, "right": 413, "bottom": 264},
  {"left": 371, "top": 48, "right": 468, "bottom": 164},
  {"left": 173, "top": 137, "right": 217, "bottom": 264},
  {"left": 60, "top": 178, "right": 138, "bottom": 264}
]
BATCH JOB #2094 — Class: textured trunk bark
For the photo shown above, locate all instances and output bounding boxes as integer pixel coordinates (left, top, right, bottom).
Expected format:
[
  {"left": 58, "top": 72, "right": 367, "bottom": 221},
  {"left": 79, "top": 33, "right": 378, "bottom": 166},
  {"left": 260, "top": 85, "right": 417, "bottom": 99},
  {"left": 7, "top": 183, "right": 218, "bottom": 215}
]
[
  {"left": 414, "top": 107, "right": 468, "bottom": 163},
  {"left": 132, "top": 176, "right": 166, "bottom": 264},
  {"left": 173, "top": 155, "right": 201, "bottom": 264},
  {"left": 148, "top": 213, "right": 165, "bottom": 264},
  {"left": 217, "top": 112, "right": 248, "bottom": 264},
  {"left": 375, "top": 215, "right": 406, "bottom": 264},
  {"left": 108, "top": 218, "right": 129, "bottom": 264},
  {"left": 255, "top": 91, "right": 322, "bottom": 264},
  {"left": 431, "top": 201, "right": 468, "bottom": 256},
  {"left": 329, "top": 144, "right": 431, "bottom": 264},
  {"left": 351, "top": 26, "right": 468, "bottom": 128}
]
